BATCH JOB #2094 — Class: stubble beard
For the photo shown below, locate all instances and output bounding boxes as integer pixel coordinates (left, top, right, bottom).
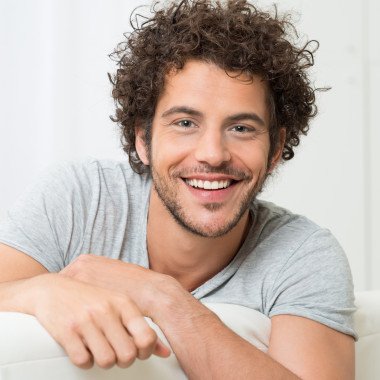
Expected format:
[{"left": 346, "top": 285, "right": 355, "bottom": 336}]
[{"left": 150, "top": 165, "right": 267, "bottom": 238}]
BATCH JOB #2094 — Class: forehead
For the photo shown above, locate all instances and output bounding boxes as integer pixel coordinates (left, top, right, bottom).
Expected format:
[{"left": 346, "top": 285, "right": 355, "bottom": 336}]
[{"left": 156, "top": 60, "right": 270, "bottom": 124}]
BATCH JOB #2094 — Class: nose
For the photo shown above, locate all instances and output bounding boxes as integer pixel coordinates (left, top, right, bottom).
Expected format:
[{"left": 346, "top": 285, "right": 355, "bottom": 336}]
[{"left": 194, "top": 129, "right": 231, "bottom": 167}]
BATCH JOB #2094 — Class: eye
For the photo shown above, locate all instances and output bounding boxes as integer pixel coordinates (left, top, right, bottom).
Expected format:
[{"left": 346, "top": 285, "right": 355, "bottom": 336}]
[
  {"left": 231, "top": 125, "right": 254, "bottom": 133},
  {"left": 176, "top": 119, "right": 195, "bottom": 128}
]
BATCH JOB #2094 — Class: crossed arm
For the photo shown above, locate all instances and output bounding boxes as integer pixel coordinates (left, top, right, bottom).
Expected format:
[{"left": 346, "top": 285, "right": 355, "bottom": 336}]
[{"left": 0, "top": 245, "right": 354, "bottom": 379}]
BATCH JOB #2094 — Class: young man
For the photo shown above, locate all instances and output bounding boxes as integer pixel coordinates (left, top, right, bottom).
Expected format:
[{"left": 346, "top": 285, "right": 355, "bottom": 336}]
[{"left": 0, "top": 0, "right": 357, "bottom": 378}]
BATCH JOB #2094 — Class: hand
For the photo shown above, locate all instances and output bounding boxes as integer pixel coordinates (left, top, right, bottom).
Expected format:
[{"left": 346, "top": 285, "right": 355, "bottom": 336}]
[
  {"left": 60, "top": 254, "right": 179, "bottom": 317},
  {"left": 27, "top": 273, "right": 171, "bottom": 369}
]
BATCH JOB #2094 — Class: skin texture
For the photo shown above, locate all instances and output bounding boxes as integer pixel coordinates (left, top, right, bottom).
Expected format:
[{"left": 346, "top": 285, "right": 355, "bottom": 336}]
[
  {"left": 0, "top": 61, "right": 354, "bottom": 378},
  {"left": 138, "top": 60, "right": 284, "bottom": 291},
  {"left": 0, "top": 244, "right": 171, "bottom": 369},
  {"left": 137, "top": 60, "right": 276, "bottom": 239},
  {"left": 60, "top": 255, "right": 354, "bottom": 379}
]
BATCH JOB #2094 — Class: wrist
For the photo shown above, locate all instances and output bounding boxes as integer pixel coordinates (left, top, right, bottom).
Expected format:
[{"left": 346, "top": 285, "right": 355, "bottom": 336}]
[
  {"left": 10, "top": 273, "right": 59, "bottom": 315},
  {"left": 0, "top": 274, "right": 44, "bottom": 314},
  {"left": 152, "top": 276, "right": 219, "bottom": 331},
  {"left": 140, "top": 273, "right": 181, "bottom": 319}
]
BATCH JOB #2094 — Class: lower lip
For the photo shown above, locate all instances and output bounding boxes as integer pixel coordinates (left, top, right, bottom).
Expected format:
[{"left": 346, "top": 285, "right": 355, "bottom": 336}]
[{"left": 183, "top": 180, "right": 237, "bottom": 203}]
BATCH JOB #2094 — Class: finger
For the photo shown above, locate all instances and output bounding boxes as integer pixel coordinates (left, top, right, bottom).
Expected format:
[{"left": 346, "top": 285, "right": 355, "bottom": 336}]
[
  {"left": 120, "top": 309, "right": 159, "bottom": 360},
  {"left": 125, "top": 316, "right": 159, "bottom": 360},
  {"left": 59, "top": 331, "right": 94, "bottom": 369},
  {"left": 119, "top": 297, "right": 171, "bottom": 359},
  {"left": 100, "top": 315, "right": 138, "bottom": 368},
  {"left": 80, "top": 321, "right": 116, "bottom": 369},
  {"left": 118, "top": 299, "right": 160, "bottom": 360},
  {"left": 153, "top": 338, "right": 172, "bottom": 358}
]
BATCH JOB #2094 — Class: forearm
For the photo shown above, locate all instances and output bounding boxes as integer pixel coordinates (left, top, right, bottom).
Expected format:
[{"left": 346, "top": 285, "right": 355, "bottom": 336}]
[
  {"left": 0, "top": 275, "right": 46, "bottom": 313},
  {"left": 1, "top": 272, "right": 171, "bottom": 368},
  {"left": 154, "top": 287, "right": 301, "bottom": 379},
  {"left": 58, "top": 256, "right": 298, "bottom": 376}
]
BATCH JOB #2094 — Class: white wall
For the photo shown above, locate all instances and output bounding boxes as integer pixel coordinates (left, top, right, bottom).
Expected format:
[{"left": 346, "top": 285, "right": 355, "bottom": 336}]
[{"left": 0, "top": 0, "right": 378, "bottom": 291}]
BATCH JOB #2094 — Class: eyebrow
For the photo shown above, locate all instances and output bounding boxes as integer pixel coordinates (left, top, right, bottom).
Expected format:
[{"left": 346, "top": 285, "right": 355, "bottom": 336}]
[
  {"left": 161, "top": 106, "right": 266, "bottom": 127},
  {"left": 161, "top": 106, "right": 202, "bottom": 118},
  {"left": 226, "top": 112, "right": 266, "bottom": 127}
]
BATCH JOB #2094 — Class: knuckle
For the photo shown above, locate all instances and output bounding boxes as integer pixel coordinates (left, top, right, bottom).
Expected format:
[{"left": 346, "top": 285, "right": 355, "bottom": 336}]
[
  {"left": 135, "top": 329, "right": 157, "bottom": 350},
  {"left": 115, "top": 293, "right": 131, "bottom": 305},
  {"left": 117, "top": 348, "right": 137, "bottom": 368},
  {"left": 66, "top": 318, "right": 81, "bottom": 332},
  {"left": 94, "top": 303, "right": 115, "bottom": 319},
  {"left": 96, "top": 351, "right": 116, "bottom": 369},
  {"left": 66, "top": 314, "right": 90, "bottom": 333},
  {"left": 84, "top": 302, "right": 113, "bottom": 321},
  {"left": 87, "top": 304, "right": 105, "bottom": 317},
  {"left": 71, "top": 352, "right": 93, "bottom": 369}
]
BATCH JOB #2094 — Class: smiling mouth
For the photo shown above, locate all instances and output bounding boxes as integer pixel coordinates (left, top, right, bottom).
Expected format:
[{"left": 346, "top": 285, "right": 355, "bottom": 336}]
[{"left": 184, "top": 178, "right": 237, "bottom": 190}]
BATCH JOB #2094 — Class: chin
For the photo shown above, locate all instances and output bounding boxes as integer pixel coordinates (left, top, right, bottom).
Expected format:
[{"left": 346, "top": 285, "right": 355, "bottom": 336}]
[{"left": 174, "top": 212, "right": 244, "bottom": 238}]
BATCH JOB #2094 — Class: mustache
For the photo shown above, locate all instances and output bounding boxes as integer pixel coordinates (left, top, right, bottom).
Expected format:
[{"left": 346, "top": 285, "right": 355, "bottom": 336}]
[{"left": 172, "top": 164, "right": 252, "bottom": 181}]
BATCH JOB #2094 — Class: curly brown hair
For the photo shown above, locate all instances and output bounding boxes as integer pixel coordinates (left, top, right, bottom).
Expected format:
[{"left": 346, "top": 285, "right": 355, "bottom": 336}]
[{"left": 109, "top": 0, "right": 320, "bottom": 174}]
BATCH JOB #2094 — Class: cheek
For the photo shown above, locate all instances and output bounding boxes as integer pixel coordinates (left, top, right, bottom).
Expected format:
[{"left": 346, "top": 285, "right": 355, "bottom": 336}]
[
  {"left": 151, "top": 134, "right": 194, "bottom": 167},
  {"left": 232, "top": 141, "right": 270, "bottom": 170}
]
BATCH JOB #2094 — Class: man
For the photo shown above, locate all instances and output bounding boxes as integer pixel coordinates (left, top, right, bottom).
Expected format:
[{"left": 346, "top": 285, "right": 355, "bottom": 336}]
[{"left": 0, "top": 0, "right": 357, "bottom": 378}]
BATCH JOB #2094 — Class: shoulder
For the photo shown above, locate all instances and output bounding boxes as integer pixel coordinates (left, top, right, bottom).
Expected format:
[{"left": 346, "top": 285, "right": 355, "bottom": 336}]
[
  {"left": 252, "top": 200, "right": 349, "bottom": 272},
  {"left": 13, "top": 158, "right": 152, "bottom": 215},
  {"left": 251, "top": 199, "right": 323, "bottom": 250},
  {"left": 39, "top": 158, "right": 149, "bottom": 193},
  {"left": 248, "top": 199, "right": 352, "bottom": 297},
  {"left": 46, "top": 158, "right": 137, "bottom": 181},
  {"left": 249, "top": 201, "right": 357, "bottom": 340}
]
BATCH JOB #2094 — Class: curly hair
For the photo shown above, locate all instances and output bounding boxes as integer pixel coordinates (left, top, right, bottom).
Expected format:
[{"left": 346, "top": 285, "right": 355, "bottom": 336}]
[{"left": 109, "top": 0, "right": 320, "bottom": 174}]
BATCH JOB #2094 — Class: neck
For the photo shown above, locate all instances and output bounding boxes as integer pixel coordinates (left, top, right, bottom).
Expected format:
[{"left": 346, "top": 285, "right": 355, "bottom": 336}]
[{"left": 146, "top": 189, "right": 251, "bottom": 292}]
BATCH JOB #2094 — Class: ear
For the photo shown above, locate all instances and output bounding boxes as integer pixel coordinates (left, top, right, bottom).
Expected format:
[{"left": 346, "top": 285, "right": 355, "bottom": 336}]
[
  {"left": 268, "top": 128, "right": 286, "bottom": 173},
  {"left": 135, "top": 125, "right": 150, "bottom": 165}
]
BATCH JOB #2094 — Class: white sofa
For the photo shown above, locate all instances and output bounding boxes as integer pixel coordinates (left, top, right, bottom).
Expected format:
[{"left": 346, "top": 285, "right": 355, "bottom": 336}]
[
  {"left": 0, "top": 291, "right": 379, "bottom": 380},
  {"left": 353, "top": 290, "right": 380, "bottom": 379}
]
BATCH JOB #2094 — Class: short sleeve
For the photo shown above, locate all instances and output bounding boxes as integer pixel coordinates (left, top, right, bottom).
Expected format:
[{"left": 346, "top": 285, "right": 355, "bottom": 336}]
[
  {"left": 0, "top": 162, "right": 92, "bottom": 272},
  {"left": 267, "top": 228, "right": 358, "bottom": 341}
]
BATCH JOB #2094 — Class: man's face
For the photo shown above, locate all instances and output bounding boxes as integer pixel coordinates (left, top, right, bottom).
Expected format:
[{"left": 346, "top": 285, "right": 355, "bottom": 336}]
[{"left": 137, "top": 60, "right": 277, "bottom": 238}]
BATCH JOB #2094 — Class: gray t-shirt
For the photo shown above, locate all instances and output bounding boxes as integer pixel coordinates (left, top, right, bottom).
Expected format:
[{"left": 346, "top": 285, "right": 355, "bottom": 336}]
[{"left": 0, "top": 159, "right": 358, "bottom": 340}]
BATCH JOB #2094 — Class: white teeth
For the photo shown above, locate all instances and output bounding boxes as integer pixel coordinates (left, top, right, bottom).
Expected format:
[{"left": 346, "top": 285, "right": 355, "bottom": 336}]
[
  {"left": 211, "top": 181, "right": 218, "bottom": 190},
  {"left": 185, "top": 179, "right": 231, "bottom": 189}
]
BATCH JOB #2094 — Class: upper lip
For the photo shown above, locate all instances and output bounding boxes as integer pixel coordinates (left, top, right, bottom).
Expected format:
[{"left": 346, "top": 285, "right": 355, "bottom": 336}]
[{"left": 181, "top": 174, "right": 240, "bottom": 181}]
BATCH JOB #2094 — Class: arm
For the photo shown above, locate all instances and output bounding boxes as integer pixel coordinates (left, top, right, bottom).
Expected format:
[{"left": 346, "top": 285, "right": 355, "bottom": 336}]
[
  {"left": 0, "top": 244, "right": 170, "bottom": 368},
  {"left": 0, "top": 243, "right": 48, "bottom": 282},
  {"left": 154, "top": 287, "right": 301, "bottom": 379},
  {"left": 62, "top": 254, "right": 355, "bottom": 379},
  {"left": 268, "top": 315, "right": 355, "bottom": 379},
  {"left": 155, "top": 287, "right": 354, "bottom": 379}
]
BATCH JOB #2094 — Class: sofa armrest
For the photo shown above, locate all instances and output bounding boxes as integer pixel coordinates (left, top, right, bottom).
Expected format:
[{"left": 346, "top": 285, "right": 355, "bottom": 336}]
[
  {"left": 2, "top": 296, "right": 376, "bottom": 380},
  {"left": 0, "top": 312, "right": 185, "bottom": 380},
  {"left": 0, "top": 304, "right": 270, "bottom": 380},
  {"left": 354, "top": 290, "right": 380, "bottom": 380}
]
